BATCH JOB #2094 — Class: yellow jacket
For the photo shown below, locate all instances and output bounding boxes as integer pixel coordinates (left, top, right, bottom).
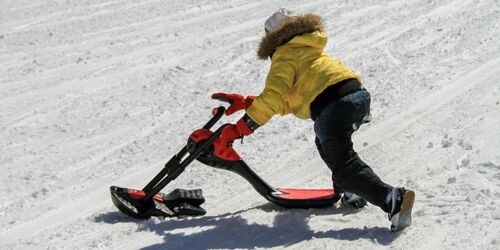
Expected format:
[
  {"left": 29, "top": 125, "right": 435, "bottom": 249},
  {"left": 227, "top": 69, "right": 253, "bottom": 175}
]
[{"left": 247, "top": 15, "right": 360, "bottom": 126}]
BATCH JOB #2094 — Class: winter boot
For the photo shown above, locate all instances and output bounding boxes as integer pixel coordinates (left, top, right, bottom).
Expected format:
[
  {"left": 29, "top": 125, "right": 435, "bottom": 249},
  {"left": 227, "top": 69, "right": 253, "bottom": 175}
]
[
  {"left": 341, "top": 192, "right": 367, "bottom": 209},
  {"left": 387, "top": 187, "right": 415, "bottom": 232}
]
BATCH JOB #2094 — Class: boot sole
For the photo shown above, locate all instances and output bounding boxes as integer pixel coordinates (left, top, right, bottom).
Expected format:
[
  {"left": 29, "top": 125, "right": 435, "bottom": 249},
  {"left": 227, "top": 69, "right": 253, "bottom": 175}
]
[
  {"left": 391, "top": 190, "right": 415, "bottom": 232},
  {"left": 400, "top": 190, "right": 415, "bottom": 215}
]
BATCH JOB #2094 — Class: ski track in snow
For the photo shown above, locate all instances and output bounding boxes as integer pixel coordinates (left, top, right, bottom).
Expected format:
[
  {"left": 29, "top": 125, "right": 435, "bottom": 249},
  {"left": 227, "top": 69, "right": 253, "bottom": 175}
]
[{"left": 1, "top": 0, "right": 500, "bottom": 249}]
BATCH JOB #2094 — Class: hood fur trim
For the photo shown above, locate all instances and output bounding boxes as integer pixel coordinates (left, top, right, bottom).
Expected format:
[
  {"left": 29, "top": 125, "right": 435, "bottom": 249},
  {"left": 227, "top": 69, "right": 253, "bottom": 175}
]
[{"left": 257, "top": 14, "right": 324, "bottom": 60}]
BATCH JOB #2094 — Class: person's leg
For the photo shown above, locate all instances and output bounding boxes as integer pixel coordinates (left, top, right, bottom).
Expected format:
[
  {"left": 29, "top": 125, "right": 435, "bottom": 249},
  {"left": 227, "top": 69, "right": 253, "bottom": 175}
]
[
  {"left": 314, "top": 90, "right": 392, "bottom": 212},
  {"left": 315, "top": 90, "right": 415, "bottom": 230},
  {"left": 314, "top": 138, "right": 345, "bottom": 194},
  {"left": 315, "top": 133, "right": 391, "bottom": 210},
  {"left": 314, "top": 137, "right": 348, "bottom": 203},
  {"left": 321, "top": 141, "right": 392, "bottom": 211}
]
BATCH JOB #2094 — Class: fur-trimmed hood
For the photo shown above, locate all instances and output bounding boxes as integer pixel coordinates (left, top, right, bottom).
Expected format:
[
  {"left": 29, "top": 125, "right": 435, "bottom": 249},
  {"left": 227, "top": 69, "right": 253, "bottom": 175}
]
[{"left": 257, "top": 14, "right": 324, "bottom": 60}]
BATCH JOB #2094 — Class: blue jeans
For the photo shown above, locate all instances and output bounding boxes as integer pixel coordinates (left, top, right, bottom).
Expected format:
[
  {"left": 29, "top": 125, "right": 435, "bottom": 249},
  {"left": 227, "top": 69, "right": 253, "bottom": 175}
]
[{"left": 313, "top": 89, "right": 392, "bottom": 211}]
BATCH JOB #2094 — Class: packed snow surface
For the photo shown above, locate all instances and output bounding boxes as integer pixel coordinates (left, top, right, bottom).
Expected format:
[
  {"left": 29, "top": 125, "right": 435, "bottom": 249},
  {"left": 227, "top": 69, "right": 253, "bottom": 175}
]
[{"left": 1, "top": 0, "right": 499, "bottom": 249}]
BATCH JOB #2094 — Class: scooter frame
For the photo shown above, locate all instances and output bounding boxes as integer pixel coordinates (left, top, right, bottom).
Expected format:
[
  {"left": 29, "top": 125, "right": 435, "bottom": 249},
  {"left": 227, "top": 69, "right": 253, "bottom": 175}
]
[{"left": 110, "top": 106, "right": 338, "bottom": 219}]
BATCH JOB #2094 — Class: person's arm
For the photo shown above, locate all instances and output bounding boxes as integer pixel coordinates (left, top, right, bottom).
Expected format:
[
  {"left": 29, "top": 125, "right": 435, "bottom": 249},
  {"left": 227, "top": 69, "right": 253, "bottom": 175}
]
[
  {"left": 211, "top": 51, "right": 296, "bottom": 160},
  {"left": 246, "top": 51, "right": 296, "bottom": 126}
]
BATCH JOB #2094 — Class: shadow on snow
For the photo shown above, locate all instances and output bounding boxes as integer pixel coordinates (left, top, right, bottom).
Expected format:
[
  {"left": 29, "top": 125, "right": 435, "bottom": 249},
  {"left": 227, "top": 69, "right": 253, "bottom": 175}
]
[{"left": 94, "top": 203, "right": 399, "bottom": 249}]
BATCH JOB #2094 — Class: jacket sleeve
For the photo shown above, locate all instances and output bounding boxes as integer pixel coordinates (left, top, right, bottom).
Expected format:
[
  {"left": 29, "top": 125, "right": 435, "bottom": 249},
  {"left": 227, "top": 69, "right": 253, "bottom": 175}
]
[{"left": 246, "top": 51, "right": 296, "bottom": 126}]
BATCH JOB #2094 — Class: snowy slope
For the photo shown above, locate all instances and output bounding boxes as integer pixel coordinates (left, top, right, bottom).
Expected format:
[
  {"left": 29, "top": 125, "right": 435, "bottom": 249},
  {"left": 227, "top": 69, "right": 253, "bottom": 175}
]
[{"left": 1, "top": 0, "right": 499, "bottom": 249}]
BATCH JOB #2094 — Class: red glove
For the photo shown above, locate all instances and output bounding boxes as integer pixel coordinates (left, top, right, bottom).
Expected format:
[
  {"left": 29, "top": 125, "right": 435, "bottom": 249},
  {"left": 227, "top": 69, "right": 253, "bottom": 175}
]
[
  {"left": 211, "top": 93, "right": 255, "bottom": 115},
  {"left": 213, "top": 117, "right": 255, "bottom": 161}
]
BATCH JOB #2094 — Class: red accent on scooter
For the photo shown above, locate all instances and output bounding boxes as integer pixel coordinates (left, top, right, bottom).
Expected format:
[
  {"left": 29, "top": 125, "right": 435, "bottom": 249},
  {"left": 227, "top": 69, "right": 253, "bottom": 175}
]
[
  {"left": 212, "top": 107, "right": 220, "bottom": 116},
  {"left": 276, "top": 188, "right": 335, "bottom": 200},
  {"left": 127, "top": 188, "right": 164, "bottom": 202},
  {"left": 189, "top": 129, "right": 213, "bottom": 142}
]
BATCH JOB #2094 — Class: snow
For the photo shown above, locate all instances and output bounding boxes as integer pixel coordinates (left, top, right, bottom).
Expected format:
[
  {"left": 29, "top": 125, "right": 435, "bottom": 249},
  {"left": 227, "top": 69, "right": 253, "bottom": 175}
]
[{"left": 1, "top": 0, "right": 499, "bottom": 249}]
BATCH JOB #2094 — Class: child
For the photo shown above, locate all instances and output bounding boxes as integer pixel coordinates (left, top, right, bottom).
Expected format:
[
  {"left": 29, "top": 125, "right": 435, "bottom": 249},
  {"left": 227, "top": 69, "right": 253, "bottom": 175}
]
[{"left": 212, "top": 8, "right": 415, "bottom": 232}]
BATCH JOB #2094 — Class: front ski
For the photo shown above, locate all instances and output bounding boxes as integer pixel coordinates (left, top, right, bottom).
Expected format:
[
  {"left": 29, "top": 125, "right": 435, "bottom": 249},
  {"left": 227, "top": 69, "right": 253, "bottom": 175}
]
[{"left": 110, "top": 186, "right": 206, "bottom": 219}]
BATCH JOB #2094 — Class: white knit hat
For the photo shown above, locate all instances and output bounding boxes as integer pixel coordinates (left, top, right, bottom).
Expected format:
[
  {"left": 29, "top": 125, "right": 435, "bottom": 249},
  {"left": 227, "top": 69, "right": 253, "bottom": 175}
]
[{"left": 264, "top": 8, "right": 297, "bottom": 33}]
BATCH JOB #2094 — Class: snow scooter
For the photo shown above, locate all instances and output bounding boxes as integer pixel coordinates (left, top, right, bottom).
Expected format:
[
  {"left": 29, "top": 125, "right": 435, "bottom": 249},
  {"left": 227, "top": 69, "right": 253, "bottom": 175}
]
[{"left": 110, "top": 106, "right": 339, "bottom": 219}]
